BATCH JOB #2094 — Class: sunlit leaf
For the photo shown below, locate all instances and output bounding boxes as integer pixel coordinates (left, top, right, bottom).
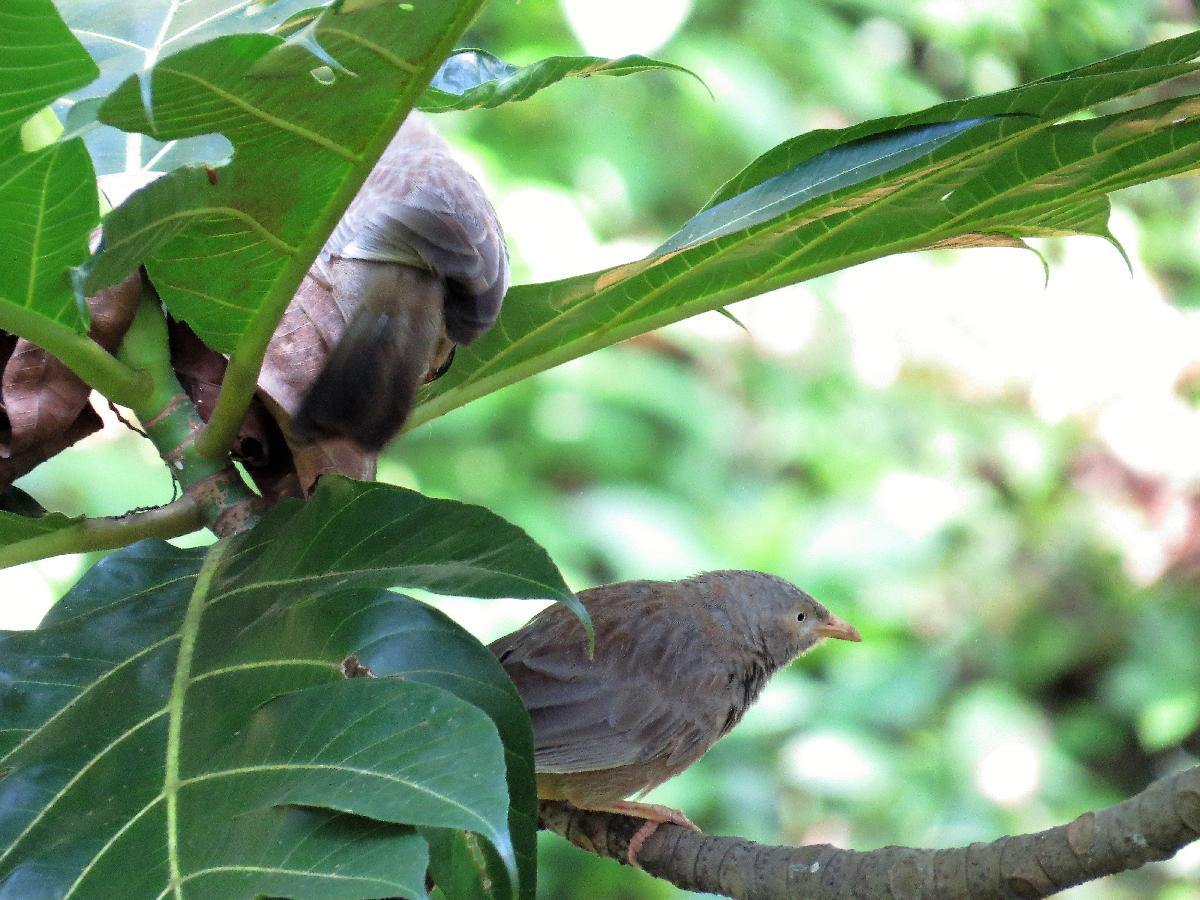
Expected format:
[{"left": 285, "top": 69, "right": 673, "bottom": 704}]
[
  {"left": 56, "top": 0, "right": 327, "bottom": 174},
  {"left": 84, "top": 1, "right": 484, "bottom": 358},
  {"left": 0, "top": 1, "right": 100, "bottom": 333},
  {"left": 657, "top": 117, "right": 994, "bottom": 253},
  {"left": 419, "top": 48, "right": 700, "bottom": 112},
  {"left": 409, "top": 31, "right": 1200, "bottom": 429}
]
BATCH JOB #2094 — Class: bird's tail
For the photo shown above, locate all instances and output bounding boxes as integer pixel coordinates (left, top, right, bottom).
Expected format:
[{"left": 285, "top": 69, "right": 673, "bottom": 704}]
[{"left": 293, "top": 260, "right": 445, "bottom": 451}]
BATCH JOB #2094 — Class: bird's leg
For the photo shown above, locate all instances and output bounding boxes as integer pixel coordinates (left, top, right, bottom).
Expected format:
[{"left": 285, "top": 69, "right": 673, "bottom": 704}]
[{"left": 587, "top": 801, "right": 700, "bottom": 868}]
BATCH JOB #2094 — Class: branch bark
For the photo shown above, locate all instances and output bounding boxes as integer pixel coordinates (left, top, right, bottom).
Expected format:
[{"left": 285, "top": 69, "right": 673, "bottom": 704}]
[{"left": 539, "top": 764, "right": 1199, "bottom": 898}]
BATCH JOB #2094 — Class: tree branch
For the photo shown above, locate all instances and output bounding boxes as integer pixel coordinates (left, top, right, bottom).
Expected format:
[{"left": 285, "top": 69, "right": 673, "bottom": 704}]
[
  {"left": 0, "top": 498, "right": 203, "bottom": 569},
  {"left": 539, "top": 764, "right": 1199, "bottom": 899},
  {"left": 117, "top": 292, "right": 263, "bottom": 537}
]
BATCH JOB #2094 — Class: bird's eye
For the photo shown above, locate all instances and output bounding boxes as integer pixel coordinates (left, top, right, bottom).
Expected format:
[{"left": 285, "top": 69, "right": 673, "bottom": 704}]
[{"left": 796, "top": 612, "right": 806, "bottom": 622}]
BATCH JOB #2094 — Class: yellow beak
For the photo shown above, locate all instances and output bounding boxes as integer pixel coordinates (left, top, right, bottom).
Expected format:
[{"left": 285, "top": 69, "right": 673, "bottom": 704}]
[{"left": 816, "top": 614, "right": 862, "bottom": 642}]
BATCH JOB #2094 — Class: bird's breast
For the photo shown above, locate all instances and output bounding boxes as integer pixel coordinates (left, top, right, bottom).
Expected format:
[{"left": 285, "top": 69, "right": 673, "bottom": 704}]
[{"left": 718, "top": 658, "right": 773, "bottom": 737}]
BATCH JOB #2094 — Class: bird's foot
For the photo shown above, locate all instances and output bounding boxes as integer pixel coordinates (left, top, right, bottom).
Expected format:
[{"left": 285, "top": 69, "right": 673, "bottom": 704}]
[{"left": 595, "top": 801, "right": 699, "bottom": 868}]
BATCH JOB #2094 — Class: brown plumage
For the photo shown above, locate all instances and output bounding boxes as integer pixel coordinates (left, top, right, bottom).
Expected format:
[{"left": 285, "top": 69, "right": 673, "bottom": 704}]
[
  {"left": 294, "top": 113, "right": 508, "bottom": 450},
  {"left": 489, "top": 570, "right": 861, "bottom": 863}
]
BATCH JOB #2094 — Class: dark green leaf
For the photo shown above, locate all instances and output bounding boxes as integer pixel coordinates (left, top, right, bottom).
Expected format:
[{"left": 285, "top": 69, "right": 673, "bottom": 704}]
[
  {"left": 419, "top": 49, "right": 701, "bottom": 112},
  {"left": 355, "top": 598, "right": 539, "bottom": 899},
  {"left": 213, "top": 475, "right": 582, "bottom": 623},
  {"left": 0, "top": 478, "right": 563, "bottom": 898},
  {"left": 424, "top": 828, "right": 509, "bottom": 900}
]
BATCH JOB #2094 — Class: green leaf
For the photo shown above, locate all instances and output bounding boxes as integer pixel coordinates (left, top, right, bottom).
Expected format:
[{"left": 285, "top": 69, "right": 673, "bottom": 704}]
[
  {"left": 0, "top": 2, "right": 98, "bottom": 139},
  {"left": 701, "top": 31, "right": 1200, "bottom": 210},
  {"left": 354, "top": 597, "right": 539, "bottom": 899},
  {"left": 212, "top": 476, "right": 582, "bottom": 621},
  {"left": 424, "top": 828, "right": 510, "bottom": 900},
  {"left": 0, "top": 480, "right": 563, "bottom": 898},
  {"left": 407, "top": 30, "right": 1200, "bottom": 428},
  {"left": 233, "top": 678, "right": 510, "bottom": 850},
  {"left": 418, "top": 48, "right": 701, "bottom": 112},
  {"left": 0, "top": 0, "right": 100, "bottom": 333},
  {"left": 656, "top": 117, "right": 995, "bottom": 253},
  {"left": 83, "top": 1, "right": 484, "bottom": 361},
  {"left": 0, "top": 509, "right": 82, "bottom": 545},
  {"left": 57, "top": 0, "right": 325, "bottom": 174}
]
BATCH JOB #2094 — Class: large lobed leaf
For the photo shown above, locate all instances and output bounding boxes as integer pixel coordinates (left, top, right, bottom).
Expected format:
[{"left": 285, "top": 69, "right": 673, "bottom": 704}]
[
  {"left": 0, "top": 1, "right": 99, "bottom": 334},
  {"left": 55, "top": 0, "right": 325, "bottom": 175},
  {"left": 0, "top": 479, "right": 571, "bottom": 899},
  {"left": 73, "top": 4, "right": 688, "bottom": 363},
  {"left": 82, "top": 1, "right": 486, "bottom": 358},
  {"left": 408, "top": 31, "right": 1200, "bottom": 429}
]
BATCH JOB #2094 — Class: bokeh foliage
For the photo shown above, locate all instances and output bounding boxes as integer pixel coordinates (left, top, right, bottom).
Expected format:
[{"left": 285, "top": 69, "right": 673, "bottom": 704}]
[
  {"left": 428, "top": 2, "right": 1200, "bottom": 896},
  {"left": 5, "top": 1, "right": 1200, "bottom": 898}
]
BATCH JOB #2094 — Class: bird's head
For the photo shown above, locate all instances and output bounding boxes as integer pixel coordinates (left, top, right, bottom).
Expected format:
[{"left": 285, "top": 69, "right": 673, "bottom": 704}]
[{"left": 695, "top": 570, "right": 862, "bottom": 666}]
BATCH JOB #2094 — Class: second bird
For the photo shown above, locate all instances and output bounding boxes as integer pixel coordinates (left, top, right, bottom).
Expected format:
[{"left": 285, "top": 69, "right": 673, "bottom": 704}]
[{"left": 490, "top": 569, "right": 861, "bottom": 863}]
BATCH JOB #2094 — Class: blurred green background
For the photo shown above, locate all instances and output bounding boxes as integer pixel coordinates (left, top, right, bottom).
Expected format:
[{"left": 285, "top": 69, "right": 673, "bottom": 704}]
[{"left": 7, "top": 0, "right": 1200, "bottom": 896}]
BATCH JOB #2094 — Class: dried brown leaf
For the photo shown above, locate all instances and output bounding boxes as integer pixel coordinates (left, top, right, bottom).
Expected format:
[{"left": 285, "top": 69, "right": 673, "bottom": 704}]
[{"left": 0, "top": 271, "right": 141, "bottom": 466}]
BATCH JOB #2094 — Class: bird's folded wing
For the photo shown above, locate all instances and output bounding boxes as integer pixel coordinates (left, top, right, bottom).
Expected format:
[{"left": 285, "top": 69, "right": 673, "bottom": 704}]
[
  {"left": 321, "top": 117, "right": 508, "bottom": 345},
  {"left": 492, "top": 598, "right": 719, "bottom": 773}
]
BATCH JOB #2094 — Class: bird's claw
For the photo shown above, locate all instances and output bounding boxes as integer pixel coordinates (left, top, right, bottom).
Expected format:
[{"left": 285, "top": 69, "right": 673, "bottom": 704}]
[{"left": 606, "top": 802, "right": 700, "bottom": 868}]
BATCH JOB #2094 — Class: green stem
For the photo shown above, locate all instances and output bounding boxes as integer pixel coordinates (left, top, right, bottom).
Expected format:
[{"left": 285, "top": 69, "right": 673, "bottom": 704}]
[
  {"left": 0, "top": 499, "right": 203, "bottom": 569},
  {"left": 192, "top": 338, "right": 271, "bottom": 461},
  {"left": 0, "top": 303, "right": 151, "bottom": 408},
  {"left": 118, "top": 291, "right": 263, "bottom": 537}
]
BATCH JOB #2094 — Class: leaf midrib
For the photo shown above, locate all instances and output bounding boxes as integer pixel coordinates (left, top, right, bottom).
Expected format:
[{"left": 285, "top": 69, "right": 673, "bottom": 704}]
[{"left": 163, "top": 540, "right": 227, "bottom": 899}]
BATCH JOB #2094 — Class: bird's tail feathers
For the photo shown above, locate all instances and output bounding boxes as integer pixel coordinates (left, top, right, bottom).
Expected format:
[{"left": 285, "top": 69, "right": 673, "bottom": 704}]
[{"left": 293, "top": 260, "right": 445, "bottom": 451}]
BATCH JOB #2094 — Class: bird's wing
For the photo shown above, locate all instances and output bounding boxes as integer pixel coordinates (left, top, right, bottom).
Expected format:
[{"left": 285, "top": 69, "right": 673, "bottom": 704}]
[
  {"left": 321, "top": 114, "right": 509, "bottom": 345},
  {"left": 490, "top": 586, "right": 726, "bottom": 774}
]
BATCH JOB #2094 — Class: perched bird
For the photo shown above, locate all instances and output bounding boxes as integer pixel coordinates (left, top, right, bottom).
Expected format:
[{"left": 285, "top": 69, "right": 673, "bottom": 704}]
[
  {"left": 294, "top": 113, "right": 509, "bottom": 451},
  {"left": 489, "top": 570, "right": 861, "bottom": 864}
]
